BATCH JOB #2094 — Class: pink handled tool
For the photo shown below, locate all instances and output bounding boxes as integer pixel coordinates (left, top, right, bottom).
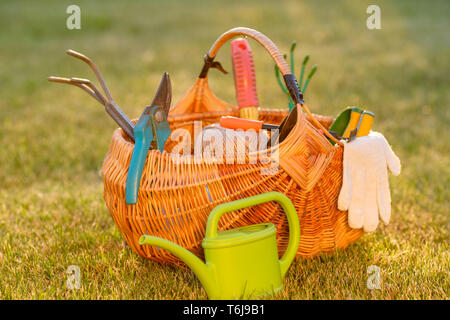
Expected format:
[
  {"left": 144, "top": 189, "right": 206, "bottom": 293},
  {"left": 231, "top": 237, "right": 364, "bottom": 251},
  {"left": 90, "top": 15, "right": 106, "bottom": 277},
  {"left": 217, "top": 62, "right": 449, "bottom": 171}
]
[{"left": 231, "top": 38, "right": 259, "bottom": 120}]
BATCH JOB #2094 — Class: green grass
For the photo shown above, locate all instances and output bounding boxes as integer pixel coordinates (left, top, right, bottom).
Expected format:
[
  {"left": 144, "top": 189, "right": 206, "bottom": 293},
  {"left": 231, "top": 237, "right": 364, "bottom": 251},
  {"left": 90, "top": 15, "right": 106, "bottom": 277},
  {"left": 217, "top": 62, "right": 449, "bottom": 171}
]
[{"left": 0, "top": 0, "right": 448, "bottom": 299}]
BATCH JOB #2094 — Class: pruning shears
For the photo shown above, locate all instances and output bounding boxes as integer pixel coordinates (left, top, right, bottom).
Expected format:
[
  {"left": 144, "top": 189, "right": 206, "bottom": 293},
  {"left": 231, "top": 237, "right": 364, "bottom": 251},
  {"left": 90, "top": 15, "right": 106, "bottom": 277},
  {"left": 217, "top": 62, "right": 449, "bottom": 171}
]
[{"left": 125, "top": 73, "right": 172, "bottom": 204}]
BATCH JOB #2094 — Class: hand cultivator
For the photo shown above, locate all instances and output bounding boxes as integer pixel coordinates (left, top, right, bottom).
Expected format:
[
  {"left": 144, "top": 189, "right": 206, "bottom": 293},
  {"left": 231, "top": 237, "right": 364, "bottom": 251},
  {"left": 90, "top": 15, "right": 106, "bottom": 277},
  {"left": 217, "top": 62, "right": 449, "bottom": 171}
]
[{"left": 48, "top": 50, "right": 136, "bottom": 141}]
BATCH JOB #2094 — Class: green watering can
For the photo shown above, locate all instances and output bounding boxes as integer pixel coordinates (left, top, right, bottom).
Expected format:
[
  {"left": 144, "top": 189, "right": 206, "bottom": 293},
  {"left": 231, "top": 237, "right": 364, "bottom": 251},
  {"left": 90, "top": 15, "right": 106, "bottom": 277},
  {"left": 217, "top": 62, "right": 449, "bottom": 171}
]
[{"left": 139, "top": 192, "right": 300, "bottom": 299}]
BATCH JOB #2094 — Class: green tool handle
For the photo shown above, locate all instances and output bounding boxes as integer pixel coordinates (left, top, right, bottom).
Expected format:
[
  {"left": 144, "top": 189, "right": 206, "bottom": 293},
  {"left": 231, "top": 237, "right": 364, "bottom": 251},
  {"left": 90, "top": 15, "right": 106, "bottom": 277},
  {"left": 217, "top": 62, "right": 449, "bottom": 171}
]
[{"left": 205, "top": 192, "right": 300, "bottom": 277}]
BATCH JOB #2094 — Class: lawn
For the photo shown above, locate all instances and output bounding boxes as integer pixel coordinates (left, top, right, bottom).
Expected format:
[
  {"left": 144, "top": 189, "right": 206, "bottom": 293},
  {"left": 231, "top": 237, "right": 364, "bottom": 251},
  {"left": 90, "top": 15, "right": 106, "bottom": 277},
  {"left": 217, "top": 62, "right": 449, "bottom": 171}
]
[{"left": 0, "top": 0, "right": 448, "bottom": 299}]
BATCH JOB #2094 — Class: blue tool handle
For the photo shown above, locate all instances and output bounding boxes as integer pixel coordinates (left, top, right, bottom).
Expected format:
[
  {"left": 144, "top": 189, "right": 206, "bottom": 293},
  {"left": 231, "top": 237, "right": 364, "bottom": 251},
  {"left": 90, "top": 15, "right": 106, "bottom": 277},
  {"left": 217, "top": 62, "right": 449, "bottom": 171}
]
[{"left": 125, "top": 114, "right": 152, "bottom": 204}]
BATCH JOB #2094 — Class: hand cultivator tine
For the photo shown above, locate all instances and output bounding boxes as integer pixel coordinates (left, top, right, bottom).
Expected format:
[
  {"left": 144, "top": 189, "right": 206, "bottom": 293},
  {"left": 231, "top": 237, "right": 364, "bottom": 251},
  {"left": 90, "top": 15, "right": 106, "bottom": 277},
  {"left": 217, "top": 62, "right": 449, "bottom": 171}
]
[
  {"left": 48, "top": 50, "right": 136, "bottom": 141},
  {"left": 65, "top": 49, "right": 113, "bottom": 101},
  {"left": 47, "top": 76, "right": 105, "bottom": 104},
  {"left": 69, "top": 77, "right": 107, "bottom": 104}
]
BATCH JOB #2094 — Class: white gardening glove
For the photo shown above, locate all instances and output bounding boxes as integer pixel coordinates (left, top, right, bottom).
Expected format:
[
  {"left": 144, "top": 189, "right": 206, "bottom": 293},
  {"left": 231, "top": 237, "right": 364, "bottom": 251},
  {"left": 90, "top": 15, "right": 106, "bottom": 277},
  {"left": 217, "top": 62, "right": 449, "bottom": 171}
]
[{"left": 338, "top": 131, "right": 401, "bottom": 232}]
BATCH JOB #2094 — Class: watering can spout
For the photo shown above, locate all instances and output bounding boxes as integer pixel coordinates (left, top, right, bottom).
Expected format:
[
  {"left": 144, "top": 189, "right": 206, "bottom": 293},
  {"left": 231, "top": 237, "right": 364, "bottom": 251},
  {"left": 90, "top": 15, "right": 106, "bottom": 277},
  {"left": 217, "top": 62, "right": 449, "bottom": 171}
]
[{"left": 139, "top": 235, "right": 217, "bottom": 297}]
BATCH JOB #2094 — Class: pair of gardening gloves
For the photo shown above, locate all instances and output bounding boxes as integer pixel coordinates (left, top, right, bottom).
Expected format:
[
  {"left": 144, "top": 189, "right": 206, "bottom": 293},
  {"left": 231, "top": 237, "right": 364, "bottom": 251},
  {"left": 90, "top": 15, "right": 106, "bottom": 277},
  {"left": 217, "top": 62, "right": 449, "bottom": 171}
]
[{"left": 338, "top": 131, "right": 401, "bottom": 232}]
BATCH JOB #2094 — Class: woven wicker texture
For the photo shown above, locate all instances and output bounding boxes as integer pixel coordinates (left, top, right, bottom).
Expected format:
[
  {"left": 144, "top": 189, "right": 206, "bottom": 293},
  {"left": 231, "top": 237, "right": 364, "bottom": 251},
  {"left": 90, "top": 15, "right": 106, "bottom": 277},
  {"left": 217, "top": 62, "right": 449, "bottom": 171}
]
[{"left": 101, "top": 28, "right": 364, "bottom": 267}]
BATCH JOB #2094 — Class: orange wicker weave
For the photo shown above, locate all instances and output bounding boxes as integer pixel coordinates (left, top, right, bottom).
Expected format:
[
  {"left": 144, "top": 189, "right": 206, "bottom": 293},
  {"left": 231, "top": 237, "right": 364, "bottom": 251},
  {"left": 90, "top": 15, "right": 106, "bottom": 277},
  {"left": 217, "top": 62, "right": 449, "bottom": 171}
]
[{"left": 101, "top": 28, "right": 364, "bottom": 268}]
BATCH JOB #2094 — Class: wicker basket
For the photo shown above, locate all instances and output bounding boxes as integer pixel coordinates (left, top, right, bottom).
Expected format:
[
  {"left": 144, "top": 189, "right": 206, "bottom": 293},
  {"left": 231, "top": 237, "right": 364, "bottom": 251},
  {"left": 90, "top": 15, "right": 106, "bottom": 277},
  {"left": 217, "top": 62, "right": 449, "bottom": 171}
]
[{"left": 101, "top": 28, "right": 364, "bottom": 268}]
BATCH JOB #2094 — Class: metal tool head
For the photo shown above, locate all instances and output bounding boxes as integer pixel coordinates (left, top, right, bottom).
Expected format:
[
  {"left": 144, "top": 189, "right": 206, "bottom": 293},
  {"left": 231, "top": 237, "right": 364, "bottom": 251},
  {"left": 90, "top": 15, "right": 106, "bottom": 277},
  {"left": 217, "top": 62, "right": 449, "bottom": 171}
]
[
  {"left": 136, "top": 72, "right": 172, "bottom": 120},
  {"left": 133, "top": 72, "right": 172, "bottom": 152},
  {"left": 49, "top": 50, "right": 135, "bottom": 141},
  {"left": 148, "top": 72, "right": 172, "bottom": 115}
]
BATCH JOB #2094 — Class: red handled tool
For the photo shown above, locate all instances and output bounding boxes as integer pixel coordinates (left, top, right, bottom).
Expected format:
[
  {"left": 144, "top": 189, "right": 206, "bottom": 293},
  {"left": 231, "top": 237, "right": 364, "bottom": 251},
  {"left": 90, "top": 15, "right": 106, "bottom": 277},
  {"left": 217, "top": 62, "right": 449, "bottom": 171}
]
[{"left": 231, "top": 38, "right": 259, "bottom": 120}]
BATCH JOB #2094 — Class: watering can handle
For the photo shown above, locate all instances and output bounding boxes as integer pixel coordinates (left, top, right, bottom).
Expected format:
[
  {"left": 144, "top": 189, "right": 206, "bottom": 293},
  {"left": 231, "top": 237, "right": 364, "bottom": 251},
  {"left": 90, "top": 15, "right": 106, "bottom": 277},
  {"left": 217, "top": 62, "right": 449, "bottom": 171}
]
[{"left": 205, "top": 191, "right": 300, "bottom": 278}]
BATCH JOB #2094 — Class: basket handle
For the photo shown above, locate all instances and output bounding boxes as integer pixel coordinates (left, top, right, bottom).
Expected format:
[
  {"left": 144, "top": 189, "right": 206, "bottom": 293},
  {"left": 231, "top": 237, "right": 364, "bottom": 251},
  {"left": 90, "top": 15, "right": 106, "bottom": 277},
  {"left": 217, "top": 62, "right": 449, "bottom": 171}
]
[
  {"left": 199, "top": 27, "right": 291, "bottom": 79},
  {"left": 200, "top": 27, "right": 343, "bottom": 146}
]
